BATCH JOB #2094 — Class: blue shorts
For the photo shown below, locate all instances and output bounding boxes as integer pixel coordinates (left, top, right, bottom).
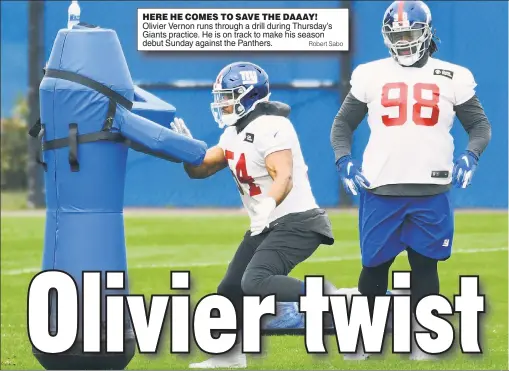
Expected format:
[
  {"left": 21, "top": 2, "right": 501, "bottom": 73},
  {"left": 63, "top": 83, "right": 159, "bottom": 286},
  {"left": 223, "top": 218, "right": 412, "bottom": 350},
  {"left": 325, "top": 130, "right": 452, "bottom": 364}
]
[{"left": 358, "top": 191, "right": 454, "bottom": 267}]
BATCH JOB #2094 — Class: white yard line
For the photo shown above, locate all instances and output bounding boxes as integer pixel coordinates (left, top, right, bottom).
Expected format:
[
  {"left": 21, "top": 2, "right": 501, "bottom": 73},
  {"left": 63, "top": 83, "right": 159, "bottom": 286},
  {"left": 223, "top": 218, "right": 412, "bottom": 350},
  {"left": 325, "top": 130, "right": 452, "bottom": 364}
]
[
  {"left": 2, "top": 246, "right": 506, "bottom": 277},
  {"left": 1, "top": 208, "right": 507, "bottom": 218}
]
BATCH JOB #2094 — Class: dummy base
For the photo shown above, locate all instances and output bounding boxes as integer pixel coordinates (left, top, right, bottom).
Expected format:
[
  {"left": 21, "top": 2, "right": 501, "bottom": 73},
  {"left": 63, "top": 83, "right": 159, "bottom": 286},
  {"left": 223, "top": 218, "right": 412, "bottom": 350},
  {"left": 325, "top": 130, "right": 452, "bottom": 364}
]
[{"left": 32, "top": 336, "right": 136, "bottom": 370}]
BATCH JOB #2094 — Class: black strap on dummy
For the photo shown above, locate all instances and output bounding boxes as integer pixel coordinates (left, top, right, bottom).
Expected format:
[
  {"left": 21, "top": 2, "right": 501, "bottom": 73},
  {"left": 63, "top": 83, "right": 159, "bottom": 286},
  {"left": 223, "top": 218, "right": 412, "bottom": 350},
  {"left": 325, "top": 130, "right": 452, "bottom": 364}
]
[
  {"left": 68, "top": 124, "right": 79, "bottom": 172},
  {"left": 28, "top": 68, "right": 134, "bottom": 171},
  {"left": 28, "top": 68, "right": 182, "bottom": 170},
  {"left": 29, "top": 119, "right": 48, "bottom": 171},
  {"left": 44, "top": 68, "right": 133, "bottom": 112}
]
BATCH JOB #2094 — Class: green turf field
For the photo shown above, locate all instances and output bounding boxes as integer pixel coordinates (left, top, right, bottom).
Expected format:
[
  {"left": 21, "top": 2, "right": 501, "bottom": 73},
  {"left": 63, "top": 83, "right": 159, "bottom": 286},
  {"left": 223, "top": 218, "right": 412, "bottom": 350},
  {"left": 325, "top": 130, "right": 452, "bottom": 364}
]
[{"left": 1, "top": 211, "right": 507, "bottom": 370}]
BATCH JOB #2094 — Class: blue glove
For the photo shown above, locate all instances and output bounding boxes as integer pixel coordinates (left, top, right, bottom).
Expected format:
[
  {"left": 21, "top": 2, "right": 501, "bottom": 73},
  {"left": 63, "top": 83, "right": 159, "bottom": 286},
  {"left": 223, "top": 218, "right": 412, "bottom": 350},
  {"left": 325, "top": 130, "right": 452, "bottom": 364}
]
[
  {"left": 451, "top": 150, "right": 478, "bottom": 188},
  {"left": 336, "top": 155, "right": 370, "bottom": 196}
]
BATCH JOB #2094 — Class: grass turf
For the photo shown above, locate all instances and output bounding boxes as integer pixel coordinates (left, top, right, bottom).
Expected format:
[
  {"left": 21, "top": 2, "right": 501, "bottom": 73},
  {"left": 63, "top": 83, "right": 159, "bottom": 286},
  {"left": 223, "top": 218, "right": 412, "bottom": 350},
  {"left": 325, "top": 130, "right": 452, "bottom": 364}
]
[
  {"left": 1, "top": 211, "right": 507, "bottom": 369},
  {"left": 0, "top": 191, "right": 28, "bottom": 211}
]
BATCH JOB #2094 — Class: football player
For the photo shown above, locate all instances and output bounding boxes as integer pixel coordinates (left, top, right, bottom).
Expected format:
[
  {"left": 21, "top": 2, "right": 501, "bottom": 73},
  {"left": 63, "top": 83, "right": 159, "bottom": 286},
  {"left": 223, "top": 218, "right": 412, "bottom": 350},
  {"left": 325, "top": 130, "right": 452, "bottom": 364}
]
[
  {"left": 171, "top": 61, "right": 335, "bottom": 368},
  {"left": 330, "top": 0, "right": 491, "bottom": 360}
]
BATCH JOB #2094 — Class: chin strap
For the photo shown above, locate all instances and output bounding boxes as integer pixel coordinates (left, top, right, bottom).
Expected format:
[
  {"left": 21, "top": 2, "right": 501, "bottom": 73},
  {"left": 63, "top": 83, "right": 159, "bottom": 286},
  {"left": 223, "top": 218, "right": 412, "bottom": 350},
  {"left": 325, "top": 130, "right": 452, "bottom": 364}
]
[{"left": 429, "top": 29, "right": 440, "bottom": 55}]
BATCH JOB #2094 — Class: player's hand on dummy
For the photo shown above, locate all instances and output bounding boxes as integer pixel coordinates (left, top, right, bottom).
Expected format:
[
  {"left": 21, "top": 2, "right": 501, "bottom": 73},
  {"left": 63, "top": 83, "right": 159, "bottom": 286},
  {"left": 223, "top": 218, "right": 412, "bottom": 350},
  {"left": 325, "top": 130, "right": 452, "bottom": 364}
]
[
  {"left": 336, "top": 155, "right": 370, "bottom": 196},
  {"left": 250, "top": 197, "right": 276, "bottom": 236},
  {"left": 170, "top": 117, "right": 193, "bottom": 138},
  {"left": 451, "top": 150, "right": 478, "bottom": 188}
]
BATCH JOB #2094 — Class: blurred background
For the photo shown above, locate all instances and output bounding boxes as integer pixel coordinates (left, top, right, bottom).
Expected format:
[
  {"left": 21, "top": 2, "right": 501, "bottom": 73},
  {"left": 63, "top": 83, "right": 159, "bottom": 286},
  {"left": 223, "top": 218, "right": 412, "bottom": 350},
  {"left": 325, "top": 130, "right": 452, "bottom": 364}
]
[{"left": 1, "top": 0, "right": 507, "bottom": 210}]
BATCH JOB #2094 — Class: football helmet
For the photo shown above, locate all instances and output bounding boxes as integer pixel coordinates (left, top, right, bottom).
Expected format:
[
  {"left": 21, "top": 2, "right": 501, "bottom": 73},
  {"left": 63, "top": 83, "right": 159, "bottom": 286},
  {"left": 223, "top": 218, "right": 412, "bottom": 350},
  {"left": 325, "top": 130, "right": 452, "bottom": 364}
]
[
  {"left": 211, "top": 61, "right": 270, "bottom": 128},
  {"left": 382, "top": 1, "right": 435, "bottom": 66}
]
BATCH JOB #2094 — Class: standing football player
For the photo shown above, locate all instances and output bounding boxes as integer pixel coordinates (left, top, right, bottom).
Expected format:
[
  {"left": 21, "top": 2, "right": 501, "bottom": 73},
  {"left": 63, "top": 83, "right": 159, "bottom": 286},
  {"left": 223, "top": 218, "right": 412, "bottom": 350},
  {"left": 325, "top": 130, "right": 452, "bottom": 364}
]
[
  {"left": 330, "top": 0, "right": 491, "bottom": 360},
  {"left": 171, "top": 61, "right": 335, "bottom": 368}
]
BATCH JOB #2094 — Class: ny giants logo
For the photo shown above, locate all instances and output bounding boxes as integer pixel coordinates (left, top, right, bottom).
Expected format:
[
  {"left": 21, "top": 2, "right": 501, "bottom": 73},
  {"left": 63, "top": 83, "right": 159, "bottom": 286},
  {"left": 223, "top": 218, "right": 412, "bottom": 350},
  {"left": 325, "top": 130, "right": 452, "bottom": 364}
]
[{"left": 239, "top": 70, "right": 258, "bottom": 84}]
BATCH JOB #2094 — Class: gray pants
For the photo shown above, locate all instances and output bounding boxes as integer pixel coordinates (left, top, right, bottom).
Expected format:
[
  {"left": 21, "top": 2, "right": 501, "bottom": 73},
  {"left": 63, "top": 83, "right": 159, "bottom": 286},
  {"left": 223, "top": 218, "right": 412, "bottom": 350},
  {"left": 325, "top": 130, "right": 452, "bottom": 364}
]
[{"left": 216, "top": 208, "right": 334, "bottom": 331}]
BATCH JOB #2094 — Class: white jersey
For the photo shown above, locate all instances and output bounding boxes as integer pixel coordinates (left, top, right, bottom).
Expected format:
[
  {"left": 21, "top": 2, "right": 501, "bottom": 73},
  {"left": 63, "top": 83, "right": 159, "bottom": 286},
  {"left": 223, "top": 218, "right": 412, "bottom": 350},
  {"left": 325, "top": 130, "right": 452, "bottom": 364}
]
[
  {"left": 218, "top": 114, "right": 318, "bottom": 223},
  {"left": 350, "top": 57, "right": 477, "bottom": 188}
]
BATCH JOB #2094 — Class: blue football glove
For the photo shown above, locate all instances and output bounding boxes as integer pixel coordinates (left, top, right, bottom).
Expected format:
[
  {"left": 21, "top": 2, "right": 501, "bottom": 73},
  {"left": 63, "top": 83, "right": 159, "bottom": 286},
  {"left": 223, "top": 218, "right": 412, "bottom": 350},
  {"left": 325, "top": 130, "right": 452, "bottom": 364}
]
[
  {"left": 336, "top": 155, "right": 370, "bottom": 196},
  {"left": 451, "top": 150, "right": 478, "bottom": 188}
]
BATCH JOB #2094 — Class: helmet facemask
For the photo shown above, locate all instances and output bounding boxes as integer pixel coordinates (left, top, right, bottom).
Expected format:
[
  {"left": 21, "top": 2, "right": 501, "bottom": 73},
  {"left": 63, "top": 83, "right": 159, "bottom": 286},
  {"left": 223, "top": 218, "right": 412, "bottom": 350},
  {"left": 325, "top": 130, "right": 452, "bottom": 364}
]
[
  {"left": 210, "top": 85, "right": 270, "bottom": 129},
  {"left": 382, "top": 22, "right": 432, "bottom": 66}
]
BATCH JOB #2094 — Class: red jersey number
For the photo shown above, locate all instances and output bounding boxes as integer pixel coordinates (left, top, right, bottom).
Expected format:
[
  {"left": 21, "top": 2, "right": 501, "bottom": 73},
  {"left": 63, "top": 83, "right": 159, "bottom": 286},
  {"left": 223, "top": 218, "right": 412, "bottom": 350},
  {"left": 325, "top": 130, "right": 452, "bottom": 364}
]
[
  {"left": 224, "top": 150, "right": 262, "bottom": 197},
  {"left": 381, "top": 82, "right": 440, "bottom": 127}
]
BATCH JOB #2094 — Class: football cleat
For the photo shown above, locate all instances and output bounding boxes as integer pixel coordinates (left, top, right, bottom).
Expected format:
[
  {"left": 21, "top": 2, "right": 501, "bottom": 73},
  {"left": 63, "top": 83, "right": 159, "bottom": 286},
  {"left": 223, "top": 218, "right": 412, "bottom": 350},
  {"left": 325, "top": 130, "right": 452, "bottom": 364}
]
[{"left": 189, "top": 344, "right": 247, "bottom": 369}]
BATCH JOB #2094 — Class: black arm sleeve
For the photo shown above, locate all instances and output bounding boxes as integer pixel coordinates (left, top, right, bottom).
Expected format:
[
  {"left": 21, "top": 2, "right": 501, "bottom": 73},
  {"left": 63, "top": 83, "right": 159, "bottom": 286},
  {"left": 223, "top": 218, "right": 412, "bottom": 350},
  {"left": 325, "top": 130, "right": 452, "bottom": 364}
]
[
  {"left": 330, "top": 91, "right": 368, "bottom": 163},
  {"left": 454, "top": 94, "right": 492, "bottom": 158}
]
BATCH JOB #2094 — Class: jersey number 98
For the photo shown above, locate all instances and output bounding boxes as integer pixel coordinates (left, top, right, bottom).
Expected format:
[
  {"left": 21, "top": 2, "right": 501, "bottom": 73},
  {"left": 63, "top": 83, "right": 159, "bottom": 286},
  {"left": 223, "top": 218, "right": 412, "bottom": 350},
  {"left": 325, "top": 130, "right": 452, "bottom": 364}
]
[{"left": 381, "top": 82, "right": 440, "bottom": 127}]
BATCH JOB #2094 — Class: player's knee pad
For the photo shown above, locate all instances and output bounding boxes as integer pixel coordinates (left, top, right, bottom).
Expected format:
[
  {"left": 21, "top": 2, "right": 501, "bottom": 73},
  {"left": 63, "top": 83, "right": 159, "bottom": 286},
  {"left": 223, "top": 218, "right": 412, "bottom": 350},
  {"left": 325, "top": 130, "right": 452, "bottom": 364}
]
[
  {"left": 240, "top": 268, "right": 268, "bottom": 296},
  {"left": 407, "top": 248, "right": 438, "bottom": 275},
  {"left": 358, "top": 258, "right": 394, "bottom": 295}
]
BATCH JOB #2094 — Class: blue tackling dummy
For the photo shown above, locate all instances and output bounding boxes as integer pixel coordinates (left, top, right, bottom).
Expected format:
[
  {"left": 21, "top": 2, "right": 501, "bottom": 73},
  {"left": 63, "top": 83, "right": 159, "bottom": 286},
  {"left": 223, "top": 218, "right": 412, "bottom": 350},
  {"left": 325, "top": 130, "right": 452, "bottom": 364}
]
[{"left": 29, "top": 23, "right": 207, "bottom": 370}]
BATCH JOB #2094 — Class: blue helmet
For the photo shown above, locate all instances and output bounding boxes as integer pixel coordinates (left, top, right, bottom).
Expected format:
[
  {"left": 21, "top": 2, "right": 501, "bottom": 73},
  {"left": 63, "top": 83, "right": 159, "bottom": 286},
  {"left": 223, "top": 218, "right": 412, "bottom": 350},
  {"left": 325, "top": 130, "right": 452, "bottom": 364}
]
[
  {"left": 211, "top": 61, "right": 270, "bottom": 128},
  {"left": 382, "top": 1, "right": 436, "bottom": 66}
]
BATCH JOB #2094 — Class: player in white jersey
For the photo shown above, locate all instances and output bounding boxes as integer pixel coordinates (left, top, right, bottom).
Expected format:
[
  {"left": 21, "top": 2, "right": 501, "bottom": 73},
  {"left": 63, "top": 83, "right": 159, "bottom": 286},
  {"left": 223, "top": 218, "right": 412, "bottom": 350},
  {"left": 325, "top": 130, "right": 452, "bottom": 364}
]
[
  {"left": 330, "top": 0, "right": 491, "bottom": 360},
  {"left": 171, "top": 61, "right": 335, "bottom": 368}
]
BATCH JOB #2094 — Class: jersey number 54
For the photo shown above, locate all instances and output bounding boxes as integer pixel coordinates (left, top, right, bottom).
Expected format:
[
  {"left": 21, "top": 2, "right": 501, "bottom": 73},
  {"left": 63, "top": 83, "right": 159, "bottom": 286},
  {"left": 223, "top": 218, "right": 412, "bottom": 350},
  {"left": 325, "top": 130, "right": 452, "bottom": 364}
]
[
  {"left": 225, "top": 150, "right": 262, "bottom": 197},
  {"left": 381, "top": 82, "right": 440, "bottom": 127}
]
